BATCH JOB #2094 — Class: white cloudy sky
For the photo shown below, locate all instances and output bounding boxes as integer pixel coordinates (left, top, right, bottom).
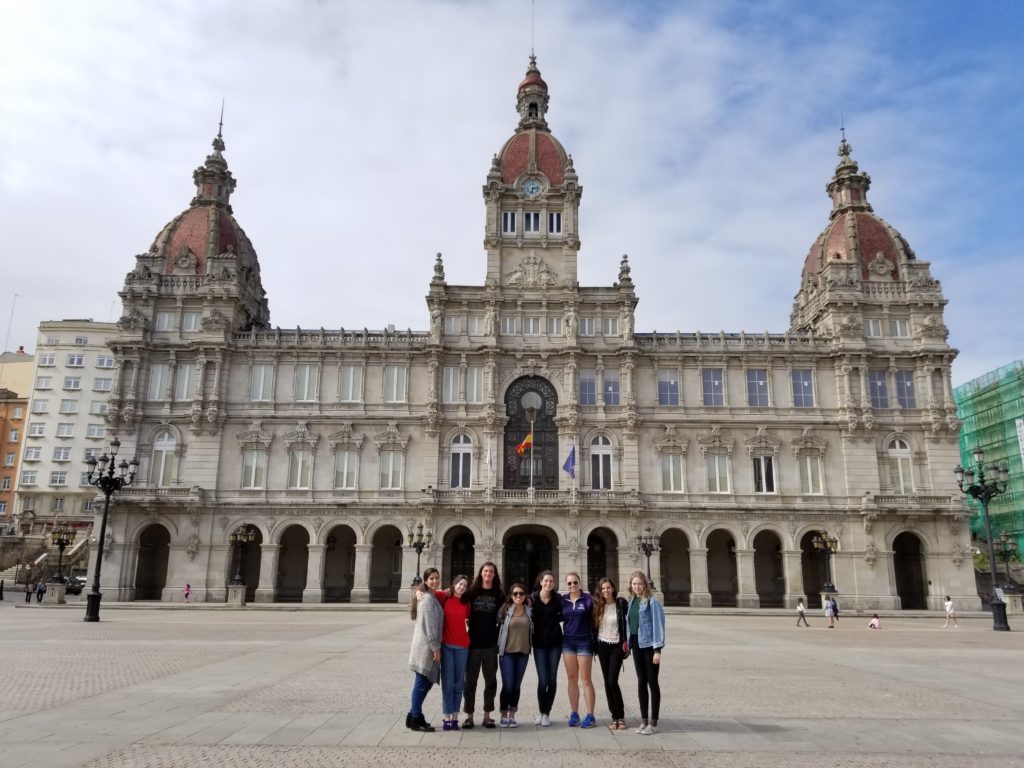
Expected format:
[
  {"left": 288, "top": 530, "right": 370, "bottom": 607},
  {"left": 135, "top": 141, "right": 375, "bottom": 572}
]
[{"left": 1, "top": 0, "right": 1021, "bottom": 385}]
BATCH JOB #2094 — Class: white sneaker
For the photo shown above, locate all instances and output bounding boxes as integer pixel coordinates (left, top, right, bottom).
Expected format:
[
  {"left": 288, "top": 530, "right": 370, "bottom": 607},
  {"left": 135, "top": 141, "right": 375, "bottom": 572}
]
[
  {"left": 635, "top": 722, "right": 647, "bottom": 734},
  {"left": 646, "top": 723, "right": 658, "bottom": 735},
  {"left": 534, "top": 713, "right": 543, "bottom": 725},
  {"left": 640, "top": 723, "right": 655, "bottom": 735},
  {"left": 540, "top": 714, "right": 552, "bottom": 727}
]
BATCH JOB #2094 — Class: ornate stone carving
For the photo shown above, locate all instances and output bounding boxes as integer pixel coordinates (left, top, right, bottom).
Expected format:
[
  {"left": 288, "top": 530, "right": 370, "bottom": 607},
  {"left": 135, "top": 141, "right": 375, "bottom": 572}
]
[
  {"left": 186, "top": 533, "right": 200, "bottom": 561},
  {"left": 373, "top": 421, "right": 410, "bottom": 452},
  {"left": 328, "top": 423, "right": 363, "bottom": 450},
  {"left": 653, "top": 424, "right": 687, "bottom": 454},
  {"left": 697, "top": 426, "right": 733, "bottom": 457},
  {"left": 863, "top": 541, "right": 877, "bottom": 568},
  {"left": 866, "top": 252, "right": 894, "bottom": 279},
  {"left": 951, "top": 543, "right": 965, "bottom": 569},
  {"left": 202, "top": 310, "right": 229, "bottom": 330},
  {"left": 282, "top": 421, "right": 319, "bottom": 450},
  {"left": 744, "top": 426, "right": 781, "bottom": 457},
  {"left": 503, "top": 251, "right": 557, "bottom": 289},
  {"left": 237, "top": 420, "right": 273, "bottom": 449}
]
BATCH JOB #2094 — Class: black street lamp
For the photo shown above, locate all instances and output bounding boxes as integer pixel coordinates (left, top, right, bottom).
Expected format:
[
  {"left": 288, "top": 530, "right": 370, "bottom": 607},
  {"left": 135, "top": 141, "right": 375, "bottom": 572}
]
[
  {"left": 50, "top": 523, "right": 77, "bottom": 583},
  {"left": 954, "top": 447, "right": 1011, "bottom": 631},
  {"left": 811, "top": 531, "right": 839, "bottom": 593},
  {"left": 636, "top": 525, "right": 659, "bottom": 591},
  {"left": 997, "top": 532, "right": 1018, "bottom": 592},
  {"left": 83, "top": 438, "right": 139, "bottom": 622},
  {"left": 229, "top": 525, "right": 258, "bottom": 586},
  {"left": 406, "top": 523, "right": 432, "bottom": 586}
]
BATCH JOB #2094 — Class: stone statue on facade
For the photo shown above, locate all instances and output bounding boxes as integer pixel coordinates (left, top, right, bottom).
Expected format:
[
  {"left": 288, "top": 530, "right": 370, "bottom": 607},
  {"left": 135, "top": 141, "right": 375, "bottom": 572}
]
[{"left": 564, "top": 307, "right": 578, "bottom": 344}]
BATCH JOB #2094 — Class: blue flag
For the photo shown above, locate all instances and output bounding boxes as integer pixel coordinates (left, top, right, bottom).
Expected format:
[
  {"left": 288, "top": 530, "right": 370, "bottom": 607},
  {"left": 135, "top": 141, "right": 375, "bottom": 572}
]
[{"left": 562, "top": 444, "right": 576, "bottom": 479}]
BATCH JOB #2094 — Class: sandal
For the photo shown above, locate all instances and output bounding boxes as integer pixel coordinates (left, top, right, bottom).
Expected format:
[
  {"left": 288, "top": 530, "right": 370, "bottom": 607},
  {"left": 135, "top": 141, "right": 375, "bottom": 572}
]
[
  {"left": 462, "top": 716, "right": 475, "bottom": 730},
  {"left": 482, "top": 716, "right": 497, "bottom": 728}
]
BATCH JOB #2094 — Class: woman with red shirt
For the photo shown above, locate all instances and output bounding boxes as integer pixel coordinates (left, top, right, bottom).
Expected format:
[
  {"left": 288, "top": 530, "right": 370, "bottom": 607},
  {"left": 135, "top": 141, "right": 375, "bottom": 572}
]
[{"left": 440, "top": 574, "right": 472, "bottom": 731}]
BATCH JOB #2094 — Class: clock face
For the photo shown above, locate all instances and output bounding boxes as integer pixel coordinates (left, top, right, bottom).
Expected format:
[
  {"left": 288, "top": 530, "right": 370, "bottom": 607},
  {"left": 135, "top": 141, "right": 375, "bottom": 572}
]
[{"left": 522, "top": 179, "right": 542, "bottom": 198}]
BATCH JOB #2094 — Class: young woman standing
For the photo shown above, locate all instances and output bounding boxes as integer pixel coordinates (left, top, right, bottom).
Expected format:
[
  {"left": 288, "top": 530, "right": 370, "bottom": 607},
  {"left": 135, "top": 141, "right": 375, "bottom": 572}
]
[
  {"left": 530, "top": 570, "right": 562, "bottom": 727},
  {"left": 440, "top": 574, "right": 471, "bottom": 731},
  {"left": 496, "top": 582, "right": 532, "bottom": 727},
  {"left": 627, "top": 570, "right": 665, "bottom": 735},
  {"left": 561, "top": 571, "right": 596, "bottom": 728},
  {"left": 593, "top": 577, "right": 629, "bottom": 730},
  {"left": 407, "top": 568, "right": 443, "bottom": 732}
]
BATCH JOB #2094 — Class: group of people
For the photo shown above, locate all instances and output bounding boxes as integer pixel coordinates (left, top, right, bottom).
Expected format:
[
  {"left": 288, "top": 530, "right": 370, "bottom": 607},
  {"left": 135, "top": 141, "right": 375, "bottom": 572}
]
[{"left": 407, "top": 563, "right": 666, "bottom": 735}]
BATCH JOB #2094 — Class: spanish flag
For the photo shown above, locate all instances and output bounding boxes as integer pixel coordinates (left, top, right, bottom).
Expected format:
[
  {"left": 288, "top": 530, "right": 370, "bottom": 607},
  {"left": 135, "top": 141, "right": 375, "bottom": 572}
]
[{"left": 515, "top": 429, "right": 534, "bottom": 456}]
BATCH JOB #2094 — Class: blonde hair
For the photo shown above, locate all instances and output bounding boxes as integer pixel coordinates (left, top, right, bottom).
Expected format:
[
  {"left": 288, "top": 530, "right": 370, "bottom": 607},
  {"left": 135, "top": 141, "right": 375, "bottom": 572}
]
[{"left": 629, "top": 570, "right": 651, "bottom": 602}]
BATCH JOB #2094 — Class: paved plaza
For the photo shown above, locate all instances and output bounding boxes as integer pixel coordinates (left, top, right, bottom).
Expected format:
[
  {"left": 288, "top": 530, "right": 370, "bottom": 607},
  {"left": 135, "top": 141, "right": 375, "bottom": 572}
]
[{"left": 1, "top": 594, "right": 1023, "bottom": 767}]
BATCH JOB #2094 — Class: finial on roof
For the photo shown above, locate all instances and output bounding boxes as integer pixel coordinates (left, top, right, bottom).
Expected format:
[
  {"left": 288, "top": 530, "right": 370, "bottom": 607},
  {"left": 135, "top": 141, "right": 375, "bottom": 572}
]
[{"left": 213, "top": 99, "right": 226, "bottom": 152}]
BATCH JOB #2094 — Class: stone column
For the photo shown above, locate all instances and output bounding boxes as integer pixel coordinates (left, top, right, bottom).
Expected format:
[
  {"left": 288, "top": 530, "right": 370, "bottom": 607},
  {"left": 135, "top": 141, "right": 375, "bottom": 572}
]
[
  {"left": 400, "top": 546, "right": 421, "bottom": 605},
  {"left": 689, "top": 547, "right": 711, "bottom": 607},
  {"left": 303, "top": 544, "right": 325, "bottom": 603},
  {"left": 254, "top": 544, "right": 279, "bottom": 603},
  {"left": 350, "top": 544, "right": 372, "bottom": 603},
  {"left": 781, "top": 549, "right": 805, "bottom": 608},
  {"left": 735, "top": 548, "right": 759, "bottom": 608},
  {"left": 646, "top": 548, "right": 664, "bottom": 600}
]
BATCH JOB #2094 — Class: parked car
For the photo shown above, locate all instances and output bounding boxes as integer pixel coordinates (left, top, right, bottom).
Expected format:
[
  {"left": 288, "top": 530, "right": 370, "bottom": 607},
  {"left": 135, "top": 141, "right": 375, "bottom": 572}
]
[{"left": 64, "top": 577, "right": 85, "bottom": 596}]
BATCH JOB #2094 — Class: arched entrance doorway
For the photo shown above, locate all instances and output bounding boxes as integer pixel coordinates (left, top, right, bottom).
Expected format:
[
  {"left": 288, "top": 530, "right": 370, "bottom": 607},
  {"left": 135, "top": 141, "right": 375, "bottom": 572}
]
[
  {"left": 706, "top": 529, "right": 737, "bottom": 607},
  {"left": 504, "top": 525, "right": 556, "bottom": 589},
  {"left": 369, "top": 525, "right": 403, "bottom": 602},
  {"left": 503, "top": 376, "right": 559, "bottom": 490},
  {"left": 323, "top": 525, "right": 356, "bottom": 602},
  {"left": 893, "top": 532, "right": 927, "bottom": 609},
  {"left": 444, "top": 526, "right": 475, "bottom": 584},
  {"left": 753, "top": 530, "right": 785, "bottom": 608},
  {"left": 586, "top": 528, "right": 619, "bottom": 593},
  {"left": 660, "top": 528, "right": 691, "bottom": 606},
  {"left": 800, "top": 531, "right": 826, "bottom": 608},
  {"left": 134, "top": 524, "right": 170, "bottom": 600},
  {"left": 276, "top": 525, "right": 309, "bottom": 602}
]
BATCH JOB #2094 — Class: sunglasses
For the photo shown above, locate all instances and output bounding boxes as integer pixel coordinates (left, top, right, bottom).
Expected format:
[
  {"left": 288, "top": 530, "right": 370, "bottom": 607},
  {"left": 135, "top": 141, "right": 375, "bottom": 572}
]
[
  {"left": 566, "top": 580, "right": 579, "bottom": 586},
  {"left": 512, "top": 591, "right": 526, "bottom": 597}
]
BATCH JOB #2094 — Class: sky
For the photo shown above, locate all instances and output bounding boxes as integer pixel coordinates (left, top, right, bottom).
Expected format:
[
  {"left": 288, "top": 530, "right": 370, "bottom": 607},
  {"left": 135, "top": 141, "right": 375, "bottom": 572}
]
[{"left": 1, "top": 0, "right": 1022, "bottom": 385}]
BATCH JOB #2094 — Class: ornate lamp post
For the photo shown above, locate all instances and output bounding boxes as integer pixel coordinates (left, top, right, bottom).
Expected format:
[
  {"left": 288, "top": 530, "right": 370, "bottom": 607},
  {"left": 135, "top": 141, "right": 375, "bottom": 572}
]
[
  {"left": 954, "top": 447, "right": 1010, "bottom": 631},
  {"left": 229, "top": 525, "right": 258, "bottom": 586},
  {"left": 997, "top": 532, "right": 1018, "bottom": 591},
  {"left": 636, "top": 525, "right": 659, "bottom": 591},
  {"left": 406, "top": 523, "right": 432, "bottom": 586},
  {"left": 811, "top": 531, "right": 838, "bottom": 593},
  {"left": 83, "top": 438, "right": 139, "bottom": 622},
  {"left": 50, "top": 523, "right": 77, "bottom": 583}
]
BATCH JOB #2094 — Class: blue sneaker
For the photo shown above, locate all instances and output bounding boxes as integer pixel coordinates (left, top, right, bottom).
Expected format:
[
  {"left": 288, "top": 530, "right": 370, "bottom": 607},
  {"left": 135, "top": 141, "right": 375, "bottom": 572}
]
[
  {"left": 580, "top": 713, "right": 596, "bottom": 729},
  {"left": 568, "top": 711, "right": 580, "bottom": 727}
]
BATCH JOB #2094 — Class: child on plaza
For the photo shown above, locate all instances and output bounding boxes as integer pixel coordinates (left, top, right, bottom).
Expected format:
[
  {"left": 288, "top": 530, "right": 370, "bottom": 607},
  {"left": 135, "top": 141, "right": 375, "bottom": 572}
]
[
  {"left": 868, "top": 614, "right": 881, "bottom": 629},
  {"left": 796, "top": 597, "right": 810, "bottom": 627},
  {"left": 183, "top": 583, "right": 192, "bottom": 603},
  {"left": 943, "top": 596, "right": 959, "bottom": 628}
]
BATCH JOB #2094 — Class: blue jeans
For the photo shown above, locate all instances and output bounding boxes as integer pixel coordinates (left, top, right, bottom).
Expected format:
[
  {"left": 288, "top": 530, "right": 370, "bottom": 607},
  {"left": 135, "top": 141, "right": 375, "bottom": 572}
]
[
  {"left": 441, "top": 644, "right": 468, "bottom": 714},
  {"left": 410, "top": 672, "right": 434, "bottom": 716},
  {"left": 533, "top": 646, "right": 561, "bottom": 715},
  {"left": 499, "top": 652, "right": 530, "bottom": 713}
]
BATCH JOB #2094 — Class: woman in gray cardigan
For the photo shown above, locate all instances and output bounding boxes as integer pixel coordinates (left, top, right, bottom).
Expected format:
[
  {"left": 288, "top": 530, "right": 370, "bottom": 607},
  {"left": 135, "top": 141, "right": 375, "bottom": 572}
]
[{"left": 408, "top": 568, "right": 443, "bottom": 732}]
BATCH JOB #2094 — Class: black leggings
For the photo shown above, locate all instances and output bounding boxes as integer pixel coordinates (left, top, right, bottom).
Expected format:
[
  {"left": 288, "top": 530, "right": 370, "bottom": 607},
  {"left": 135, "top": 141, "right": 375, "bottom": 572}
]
[
  {"left": 595, "top": 641, "right": 626, "bottom": 720},
  {"left": 630, "top": 638, "right": 661, "bottom": 722}
]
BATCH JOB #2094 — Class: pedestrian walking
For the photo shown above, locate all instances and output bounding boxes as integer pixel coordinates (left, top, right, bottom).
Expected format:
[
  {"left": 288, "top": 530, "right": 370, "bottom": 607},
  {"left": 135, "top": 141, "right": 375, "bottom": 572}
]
[
  {"left": 824, "top": 595, "right": 836, "bottom": 628},
  {"left": 497, "top": 582, "right": 532, "bottom": 728},
  {"left": 593, "top": 577, "right": 629, "bottom": 730},
  {"left": 943, "top": 596, "right": 959, "bottom": 628},
  {"left": 530, "top": 570, "right": 562, "bottom": 727},
  {"left": 407, "top": 568, "right": 443, "bottom": 732},
  {"left": 439, "top": 574, "right": 471, "bottom": 732},
  {"left": 796, "top": 597, "right": 810, "bottom": 627},
  {"left": 25, "top": 580, "right": 32, "bottom": 603},
  {"left": 463, "top": 561, "right": 503, "bottom": 729},
  {"left": 35, "top": 580, "right": 46, "bottom": 603},
  {"left": 183, "top": 583, "right": 192, "bottom": 603},
  {"left": 627, "top": 570, "right": 665, "bottom": 735},
  {"left": 562, "top": 571, "right": 596, "bottom": 728},
  {"left": 1, "top": 578, "right": 5, "bottom": 600}
]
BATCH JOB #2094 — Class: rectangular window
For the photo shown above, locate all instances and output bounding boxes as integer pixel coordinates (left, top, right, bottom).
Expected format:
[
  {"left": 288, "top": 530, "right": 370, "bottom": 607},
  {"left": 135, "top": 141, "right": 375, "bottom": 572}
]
[
  {"left": 579, "top": 318, "right": 595, "bottom": 336},
  {"left": 52, "top": 497, "right": 64, "bottom": 511},
  {"left": 657, "top": 369, "right": 679, "bottom": 406},
  {"left": 746, "top": 369, "right": 769, "bottom": 407},
  {"left": 442, "top": 366, "right": 459, "bottom": 404},
  {"left": 466, "top": 367, "right": 483, "bottom": 404},
  {"left": 383, "top": 365, "right": 407, "bottom": 403},
  {"left": 6, "top": 429, "right": 15, "bottom": 442},
  {"left": 175, "top": 363, "right": 193, "bottom": 401},
  {"left": 443, "top": 316, "right": 461, "bottom": 336},
  {"left": 56, "top": 423, "right": 75, "bottom": 438},
  {"left": 868, "top": 370, "right": 889, "bottom": 408},
  {"left": 523, "top": 317, "right": 541, "bottom": 335},
  {"left": 339, "top": 364, "right": 363, "bottom": 402},
  {"left": 379, "top": 450, "right": 403, "bottom": 489},
  {"left": 3, "top": 452, "right": 13, "bottom": 466},
  {"left": 524, "top": 211, "right": 540, "bottom": 232},
  {"left": 148, "top": 363, "right": 168, "bottom": 400},
  {"left": 706, "top": 454, "right": 730, "bottom": 493},
  {"left": 889, "top": 318, "right": 910, "bottom": 337},
  {"left": 250, "top": 364, "right": 273, "bottom": 402},
  {"left": 80, "top": 473, "right": 92, "bottom": 486},
  {"left": 752, "top": 455, "right": 776, "bottom": 493},
  {"left": 63, "top": 376, "right": 81, "bottom": 390},
  {"left": 96, "top": 355, "right": 115, "bottom": 369},
  {"left": 865, "top": 318, "right": 883, "bottom": 337},
  {"left": 155, "top": 311, "right": 176, "bottom": 331},
  {"left": 451, "top": 451, "right": 471, "bottom": 489},
  {"left": 182, "top": 311, "right": 201, "bottom": 331},
  {"left": 293, "top": 364, "right": 318, "bottom": 402},
  {"left": 500, "top": 315, "right": 516, "bottom": 335},
  {"left": 12, "top": 406, "right": 23, "bottom": 419},
  {"left": 59, "top": 399, "right": 79, "bottom": 414},
  {"left": 45, "top": 336, "right": 60, "bottom": 345},
  {"left": 93, "top": 377, "right": 113, "bottom": 392},
  {"left": 591, "top": 452, "right": 612, "bottom": 491},
  {"left": 502, "top": 211, "right": 516, "bottom": 234},
  {"left": 53, "top": 447, "right": 72, "bottom": 462},
  {"left": 84, "top": 447, "right": 100, "bottom": 460},
  {"left": 579, "top": 369, "right": 597, "bottom": 405},
  {"left": 895, "top": 370, "right": 916, "bottom": 409},
  {"left": 24, "top": 446, "right": 41, "bottom": 461},
  {"left": 86, "top": 424, "right": 105, "bottom": 438},
  {"left": 241, "top": 449, "right": 267, "bottom": 489},
  {"left": 603, "top": 369, "right": 620, "bottom": 405},
  {"left": 546, "top": 316, "right": 561, "bottom": 336},
  {"left": 38, "top": 353, "right": 55, "bottom": 367},
  {"left": 0, "top": 478, "right": 9, "bottom": 491},
  {"left": 89, "top": 401, "right": 107, "bottom": 415},
  {"left": 889, "top": 456, "right": 912, "bottom": 494},
  {"left": 35, "top": 376, "right": 52, "bottom": 390},
  {"left": 29, "top": 423, "right": 45, "bottom": 437},
  {"left": 83, "top": 499, "right": 95, "bottom": 511},
  {"left": 467, "top": 316, "right": 484, "bottom": 336},
  {"left": 49, "top": 471, "right": 67, "bottom": 486},
  {"left": 21, "top": 471, "right": 37, "bottom": 486},
  {"left": 548, "top": 211, "right": 562, "bottom": 234},
  {"left": 702, "top": 368, "right": 724, "bottom": 407},
  {"left": 32, "top": 400, "right": 49, "bottom": 414},
  {"left": 661, "top": 454, "right": 683, "bottom": 492},
  {"left": 791, "top": 369, "right": 814, "bottom": 408},
  {"left": 67, "top": 354, "right": 84, "bottom": 367},
  {"left": 74, "top": 336, "right": 88, "bottom": 346},
  {"left": 334, "top": 450, "right": 357, "bottom": 489},
  {"left": 602, "top": 317, "right": 618, "bottom": 337},
  {"left": 287, "top": 450, "right": 313, "bottom": 489},
  {"left": 797, "top": 456, "right": 823, "bottom": 494}
]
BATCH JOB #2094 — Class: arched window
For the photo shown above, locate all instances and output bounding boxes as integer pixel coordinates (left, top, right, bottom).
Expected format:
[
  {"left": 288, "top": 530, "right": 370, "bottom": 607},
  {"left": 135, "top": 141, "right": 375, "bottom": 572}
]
[
  {"left": 590, "top": 435, "right": 612, "bottom": 491},
  {"left": 887, "top": 438, "right": 913, "bottom": 494},
  {"left": 451, "top": 434, "right": 472, "bottom": 489},
  {"left": 150, "top": 430, "right": 177, "bottom": 487}
]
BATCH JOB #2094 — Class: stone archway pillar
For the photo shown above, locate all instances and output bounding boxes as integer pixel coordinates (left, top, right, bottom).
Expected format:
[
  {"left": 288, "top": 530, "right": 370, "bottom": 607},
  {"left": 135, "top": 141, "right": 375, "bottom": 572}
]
[
  {"left": 735, "top": 548, "right": 759, "bottom": 608},
  {"left": 350, "top": 544, "right": 372, "bottom": 603},
  {"left": 781, "top": 549, "right": 805, "bottom": 608},
  {"left": 558, "top": 544, "right": 581, "bottom": 582},
  {"left": 254, "top": 544, "right": 279, "bottom": 603},
  {"left": 303, "top": 544, "right": 325, "bottom": 603},
  {"left": 689, "top": 547, "right": 711, "bottom": 607}
]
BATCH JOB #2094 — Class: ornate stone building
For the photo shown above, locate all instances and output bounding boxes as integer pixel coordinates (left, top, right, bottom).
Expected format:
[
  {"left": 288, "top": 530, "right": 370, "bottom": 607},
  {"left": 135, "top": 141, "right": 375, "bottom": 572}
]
[{"left": 95, "top": 57, "right": 978, "bottom": 610}]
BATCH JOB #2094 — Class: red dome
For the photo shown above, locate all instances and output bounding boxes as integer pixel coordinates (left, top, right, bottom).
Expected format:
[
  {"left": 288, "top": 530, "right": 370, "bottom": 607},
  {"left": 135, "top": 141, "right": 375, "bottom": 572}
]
[
  {"left": 150, "top": 205, "right": 259, "bottom": 277},
  {"left": 518, "top": 70, "right": 548, "bottom": 94},
  {"left": 803, "top": 212, "right": 913, "bottom": 280},
  {"left": 499, "top": 131, "right": 566, "bottom": 186}
]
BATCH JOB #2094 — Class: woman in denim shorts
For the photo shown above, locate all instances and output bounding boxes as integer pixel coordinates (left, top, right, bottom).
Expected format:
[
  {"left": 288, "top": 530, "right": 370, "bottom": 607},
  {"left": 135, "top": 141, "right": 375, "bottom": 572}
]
[{"left": 561, "top": 572, "right": 596, "bottom": 728}]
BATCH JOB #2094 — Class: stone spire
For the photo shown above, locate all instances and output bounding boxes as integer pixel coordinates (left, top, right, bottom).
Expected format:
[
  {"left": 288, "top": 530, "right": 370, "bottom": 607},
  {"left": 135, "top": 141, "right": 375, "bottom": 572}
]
[
  {"left": 826, "top": 133, "right": 872, "bottom": 219},
  {"left": 516, "top": 54, "right": 550, "bottom": 131},
  {"left": 190, "top": 123, "right": 237, "bottom": 212}
]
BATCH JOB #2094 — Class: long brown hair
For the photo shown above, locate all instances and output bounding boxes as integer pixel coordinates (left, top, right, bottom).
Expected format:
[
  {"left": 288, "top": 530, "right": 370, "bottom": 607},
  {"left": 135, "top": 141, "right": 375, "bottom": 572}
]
[
  {"left": 592, "top": 577, "right": 618, "bottom": 628},
  {"left": 409, "top": 567, "right": 439, "bottom": 619}
]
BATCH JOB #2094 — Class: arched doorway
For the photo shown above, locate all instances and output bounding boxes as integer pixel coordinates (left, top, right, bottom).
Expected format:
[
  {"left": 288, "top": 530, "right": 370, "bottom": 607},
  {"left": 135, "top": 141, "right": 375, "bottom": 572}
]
[
  {"left": 753, "top": 530, "right": 785, "bottom": 608},
  {"left": 893, "top": 532, "right": 927, "bottom": 609},
  {"left": 586, "top": 528, "right": 619, "bottom": 593},
  {"left": 503, "top": 376, "right": 559, "bottom": 490},
  {"left": 444, "top": 527, "right": 475, "bottom": 584},
  {"left": 276, "top": 525, "right": 309, "bottom": 602},
  {"left": 706, "top": 529, "right": 737, "bottom": 607},
  {"left": 323, "top": 525, "right": 356, "bottom": 602},
  {"left": 800, "top": 531, "right": 825, "bottom": 608},
  {"left": 659, "top": 529, "right": 691, "bottom": 606},
  {"left": 134, "top": 524, "right": 170, "bottom": 600},
  {"left": 369, "top": 525, "right": 403, "bottom": 602},
  {"left": 504, "top": 525, "right": 556, "bottom": 590}
]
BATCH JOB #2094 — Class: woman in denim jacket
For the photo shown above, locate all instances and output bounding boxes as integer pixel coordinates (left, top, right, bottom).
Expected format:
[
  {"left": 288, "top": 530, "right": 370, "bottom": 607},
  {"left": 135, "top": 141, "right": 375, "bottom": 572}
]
[{"left": 626, "top": 570, "right": 665, "bottom": 735}]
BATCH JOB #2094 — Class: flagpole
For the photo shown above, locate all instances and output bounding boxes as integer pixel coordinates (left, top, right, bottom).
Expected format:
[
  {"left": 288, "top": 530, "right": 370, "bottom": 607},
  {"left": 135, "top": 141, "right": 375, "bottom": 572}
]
[{"left": 529, "top": 418, "right": 535, "bottom": 490}]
